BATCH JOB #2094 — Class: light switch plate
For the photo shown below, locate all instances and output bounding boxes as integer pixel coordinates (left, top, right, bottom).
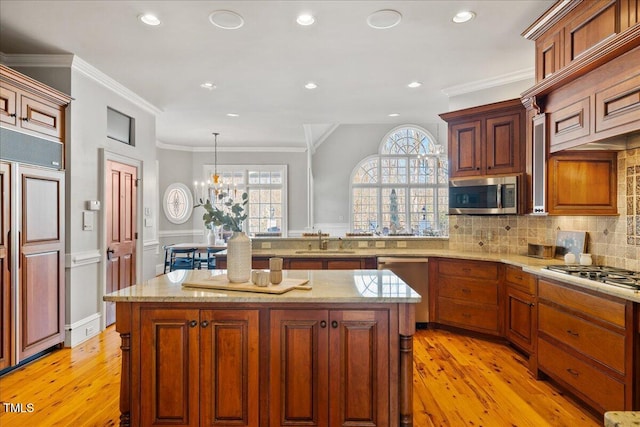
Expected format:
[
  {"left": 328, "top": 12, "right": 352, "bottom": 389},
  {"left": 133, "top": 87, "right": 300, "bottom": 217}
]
[{"left": 83, "top": 211, "right": 94, "bottom": 231}]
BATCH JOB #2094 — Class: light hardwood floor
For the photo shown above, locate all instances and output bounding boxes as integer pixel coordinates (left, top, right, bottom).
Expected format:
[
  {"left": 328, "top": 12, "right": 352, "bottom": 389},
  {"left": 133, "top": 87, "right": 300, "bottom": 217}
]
[{"left": 0, "top": 327, "right": 601, "bottom": 427}]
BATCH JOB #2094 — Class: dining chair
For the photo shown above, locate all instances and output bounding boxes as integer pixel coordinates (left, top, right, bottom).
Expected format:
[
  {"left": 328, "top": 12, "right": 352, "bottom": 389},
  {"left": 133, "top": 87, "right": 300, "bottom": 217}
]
[
  {"left": 169, "top": 248, "right": 197, "bottom": 271},
  {"left": 205, "top": 247, "right": 222, "bottom": 270}
]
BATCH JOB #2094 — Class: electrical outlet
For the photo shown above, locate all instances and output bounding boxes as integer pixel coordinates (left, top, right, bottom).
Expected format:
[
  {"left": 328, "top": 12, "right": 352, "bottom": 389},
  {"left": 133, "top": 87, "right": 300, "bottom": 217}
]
[
  {"left": 375, "top": 241, "right": 385, "bottom": 248},
  {"left": 86, "top": 326, "right": 95, "bottom": 336},
  {"left": 358, "top": 241, "right": 368, "bottom": 248},
  {"left": 261, "top": 242, "right": 271, "bottom": 249},
  {"left": 397, "top": 241, "right": 407, "bottom": 248}
]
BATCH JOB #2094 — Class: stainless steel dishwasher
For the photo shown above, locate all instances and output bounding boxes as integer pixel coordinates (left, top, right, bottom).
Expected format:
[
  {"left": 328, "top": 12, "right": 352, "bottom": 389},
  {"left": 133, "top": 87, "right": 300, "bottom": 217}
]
[{"left": 377, "top": 257, "right": 429, "bottom": 325}]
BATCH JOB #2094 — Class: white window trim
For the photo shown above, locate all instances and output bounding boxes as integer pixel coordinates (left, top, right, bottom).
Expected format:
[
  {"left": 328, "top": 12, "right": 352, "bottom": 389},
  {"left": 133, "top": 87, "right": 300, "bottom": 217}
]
[
  {"left": 162, "top": 182, "right": 194, "bottom": 224},
  {"left": 201, "top": 164, "right": 288, "bottom": 236}
]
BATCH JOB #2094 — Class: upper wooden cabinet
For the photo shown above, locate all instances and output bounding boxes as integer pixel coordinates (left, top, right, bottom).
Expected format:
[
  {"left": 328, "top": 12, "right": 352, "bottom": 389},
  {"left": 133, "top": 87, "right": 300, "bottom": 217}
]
[
  {"left": 0, "top": 65, "right": 69, "bottom": 143},
  {"left": 440, "top": 99, "right": 526, "bottom": 178},
  {"left": 547, "top": 151, "right": 617, "bottom": 215}
]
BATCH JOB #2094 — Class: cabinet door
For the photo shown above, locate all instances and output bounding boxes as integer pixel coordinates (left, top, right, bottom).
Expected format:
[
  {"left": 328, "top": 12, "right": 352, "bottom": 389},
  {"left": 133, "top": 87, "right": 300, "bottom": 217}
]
[
  {"left": 200, "top": 309, "right": 260, "bottom": 427},
  {"left": 329, "top": 310, "right": 390, "bottom": 427},
  {"left": 536, "top": 29, "right": 563, "bottom": 81},
  {"left": 270, "top": 309, "right": 329, "bottom": 427},
  {"left": 505, "top": 286, "right": 536, "bottom": 354},
  {"left": 140, "top": 308, "right": 200, "bottom": 427},
  {"left": 0, "top": 162, "right": 10, "bottom": 370},
  {"left": 449, "top": 120, "right": 481, "bottom": 177},
  {"left": 18, "top": 93, "right": 64, "bottom": 141},
  {"left": 486, "top": 113, "right": 522, "bottom": 175},
  {"left": 0, "top": 83, "right": 18, "bottom": 127},
  {"left": 19, "top": 166, "right": 65, "bottom": 360},
  {"left": 547, "top": 151, "right": 617, "bottom": 215}
]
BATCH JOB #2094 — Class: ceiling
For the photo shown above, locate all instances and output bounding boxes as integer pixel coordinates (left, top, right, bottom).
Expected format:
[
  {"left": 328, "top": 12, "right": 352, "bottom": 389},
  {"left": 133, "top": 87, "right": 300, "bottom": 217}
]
[{"left": 0, "top": 1, "right": 554, "bottom": 150}]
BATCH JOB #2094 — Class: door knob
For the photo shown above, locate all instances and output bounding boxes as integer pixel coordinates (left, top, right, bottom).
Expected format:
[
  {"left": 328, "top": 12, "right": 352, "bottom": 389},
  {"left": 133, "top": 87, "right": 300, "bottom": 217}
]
[{"left": 106, "top": 247, "right": 115, "bottom": 260}]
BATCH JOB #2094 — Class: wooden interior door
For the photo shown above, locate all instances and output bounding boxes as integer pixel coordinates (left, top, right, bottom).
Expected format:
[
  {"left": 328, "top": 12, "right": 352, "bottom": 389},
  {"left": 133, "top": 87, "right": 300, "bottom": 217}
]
[
  {"left": 105, "top": 160, "right": 137, "bottom": 326},
  {"left": 0, "top": 162, "right": 10, "bottom": 370},
  {"left": 19, "top": 165, "right": 65, "bottom": 360}
]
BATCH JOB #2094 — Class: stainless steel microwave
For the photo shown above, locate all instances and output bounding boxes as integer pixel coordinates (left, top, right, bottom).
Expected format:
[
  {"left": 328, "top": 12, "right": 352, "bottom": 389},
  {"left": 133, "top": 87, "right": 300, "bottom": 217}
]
[{"left": 449, "top": 175, "right": 519, "bottom": 215}]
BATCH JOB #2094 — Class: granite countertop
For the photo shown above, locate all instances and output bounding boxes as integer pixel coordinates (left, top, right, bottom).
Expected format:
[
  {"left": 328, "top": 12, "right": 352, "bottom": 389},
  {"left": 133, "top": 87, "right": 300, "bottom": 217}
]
[
  {"left": 230, "top": 248, "right": 640, "bottom": 303},
  {"left": 605, "top": 411, "right": 640, "bottom": 426},
  {"left": 103, "top": 269, "right": 421, "bottom": 304}
]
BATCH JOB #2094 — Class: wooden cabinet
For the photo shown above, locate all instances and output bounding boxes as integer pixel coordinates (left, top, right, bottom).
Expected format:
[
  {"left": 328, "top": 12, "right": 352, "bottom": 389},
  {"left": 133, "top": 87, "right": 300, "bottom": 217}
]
[
  {"left": 440, "top": 99, "right": 525, "bottom": 178},
  {"left": 286, "top": 257, "right": 375, "bottom": 270},
  {"left": 504, "top": 266, "right": 537, "bottom": 355},
  {"left": 536, "top": 278, "right": 636, "bottom": 414},
  {"left": 18, "top": 165, "right": 65, "bottom": 360},
  {"left": 430, "top": 258, "right": 502, "bottom": 336},
  {"left": 547, "top": 151, "right": 617, "bottom": 215},
  {"left": 269, "top": 308, "right": 389, "bottom": 426},
  {"left": 0, "top": 64, "right": 68, "bottom": 144},
  {"left": 0, "top": 163, "right": 9, "bottom": 371},
  {"left": 140, "top": 307, "right": 260, "bottom": 427}
]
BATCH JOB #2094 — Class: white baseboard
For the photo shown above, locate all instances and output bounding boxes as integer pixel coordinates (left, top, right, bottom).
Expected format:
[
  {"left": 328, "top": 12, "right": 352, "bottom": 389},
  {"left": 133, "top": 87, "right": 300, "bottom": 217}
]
[{"left": 64, "top": 313, "right": 101, "bottom": 347}]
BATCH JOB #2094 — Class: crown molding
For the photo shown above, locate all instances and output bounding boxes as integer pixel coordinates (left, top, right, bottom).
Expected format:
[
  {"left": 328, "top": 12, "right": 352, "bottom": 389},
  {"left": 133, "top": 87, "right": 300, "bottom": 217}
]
[
  {"left": 0, "top": 53, "right": 162, "bottom": 116},
  {"left": 441, "top": 68, "right": 534, "bottom": 97},
  {"left": 156, "top": 140, "right": 307, "bottom": 153}
]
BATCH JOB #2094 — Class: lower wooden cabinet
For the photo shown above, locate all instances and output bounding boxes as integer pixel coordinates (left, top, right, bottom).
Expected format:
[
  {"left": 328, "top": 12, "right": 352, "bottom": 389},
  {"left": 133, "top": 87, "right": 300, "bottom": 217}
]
[
  {"left": 140, "top": 308, "right": 260, "bottom": 427},
  {"left": 431, "top": 258, "right": 502, "bottom": 336},
  {"left": 536, "top": 279, "right": 635, "bottom": 414},
  {"left": 269, "top": 309, "right": 390, "bottom": 426},
  {"left": 504, "top": 266, "right": 537, "bottom": 355},
  {"left": 217, "top": 256, "right": 376, "bottom": 270}
]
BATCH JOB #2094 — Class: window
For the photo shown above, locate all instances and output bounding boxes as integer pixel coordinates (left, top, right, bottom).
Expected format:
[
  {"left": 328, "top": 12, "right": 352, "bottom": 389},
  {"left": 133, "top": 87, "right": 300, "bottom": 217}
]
[
  {"left": 163, "top": 183, "right": 194, "bottom": 224},
  {"left": 201, "top": 164, "right": 287, "bottom": 236},
  {"left": 107, "top": 107, "right": 135, "bottom": 146},
  {"left": 351, "top": 126, "right": 448, "bottom": 236}
]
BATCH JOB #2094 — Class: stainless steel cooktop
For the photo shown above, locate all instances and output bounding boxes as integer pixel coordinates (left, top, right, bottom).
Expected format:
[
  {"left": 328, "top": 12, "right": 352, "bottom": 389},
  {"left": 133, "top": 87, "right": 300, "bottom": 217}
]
[{"left": 545, "top": 265, "right": 640, "bottom": 291}]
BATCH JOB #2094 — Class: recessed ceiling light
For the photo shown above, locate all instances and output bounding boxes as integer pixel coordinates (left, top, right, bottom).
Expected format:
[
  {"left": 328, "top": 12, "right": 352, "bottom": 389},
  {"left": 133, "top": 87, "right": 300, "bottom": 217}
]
[
  {"left": 452, "top": 10, "right": 476, "bottom": 24},
  {"left": 209, "top": 10, "right": 244, "bottom": 29},
  {"left": 139, "top": 14, "right": 161, "bottom": 26},
  {"left": 297, "top": 13, "right": 315, "bottom": 26},
  {"left": 407, "top": 81, "right": 422, "bottom": 88},
  {"left": 227, "top": 113, "right": 239, "bottom": 117},
  {"left": 388, "top": 113, "right": 400, "bottom": 117},
  {"left": 367, "top": 9, "right": 402, "bottom": 29},
  {"left": 305, "top": 82, "right": 318, "bottom": 90},
  {"left": 200, "top": 82, "right": 216, "bottom": 90}
]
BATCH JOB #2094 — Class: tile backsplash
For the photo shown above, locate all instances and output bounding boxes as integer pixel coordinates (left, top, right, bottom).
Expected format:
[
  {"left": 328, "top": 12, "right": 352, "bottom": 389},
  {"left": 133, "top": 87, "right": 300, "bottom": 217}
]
[{"left": 448, "top": 148, "right": 640, "bottom": 271}]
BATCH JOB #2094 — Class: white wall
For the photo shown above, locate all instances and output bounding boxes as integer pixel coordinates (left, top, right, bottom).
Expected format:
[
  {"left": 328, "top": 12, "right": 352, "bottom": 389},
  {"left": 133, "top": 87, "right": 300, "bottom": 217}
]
[{"left": 15, "top": 60, "right": 159, "bottom": 345}]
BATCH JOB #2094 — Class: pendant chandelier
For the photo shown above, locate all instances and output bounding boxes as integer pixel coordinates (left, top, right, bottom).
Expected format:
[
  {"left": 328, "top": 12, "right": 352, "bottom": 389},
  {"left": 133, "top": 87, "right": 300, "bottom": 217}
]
[{"left": 212, "top": 132, "right": 222, "bottom": 196}]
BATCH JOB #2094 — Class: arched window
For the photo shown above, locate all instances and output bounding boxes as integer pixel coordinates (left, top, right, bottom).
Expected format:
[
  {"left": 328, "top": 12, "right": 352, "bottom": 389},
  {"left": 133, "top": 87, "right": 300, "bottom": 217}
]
[{"left": 350, "top": 126, "right": 448, "bottom": 236}]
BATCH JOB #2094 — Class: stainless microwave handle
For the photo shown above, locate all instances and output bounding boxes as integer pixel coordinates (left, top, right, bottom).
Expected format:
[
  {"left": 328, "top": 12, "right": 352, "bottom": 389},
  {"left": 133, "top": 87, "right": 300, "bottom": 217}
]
[{"left": 496, "top": 184, "right": 502, "bottom": 208}]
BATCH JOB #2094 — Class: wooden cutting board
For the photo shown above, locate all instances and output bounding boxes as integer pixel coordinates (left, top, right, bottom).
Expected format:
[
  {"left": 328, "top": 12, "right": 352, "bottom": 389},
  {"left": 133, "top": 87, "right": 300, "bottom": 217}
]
[{"left": 182, "top": 275, "right": 311, "bottom": 294}]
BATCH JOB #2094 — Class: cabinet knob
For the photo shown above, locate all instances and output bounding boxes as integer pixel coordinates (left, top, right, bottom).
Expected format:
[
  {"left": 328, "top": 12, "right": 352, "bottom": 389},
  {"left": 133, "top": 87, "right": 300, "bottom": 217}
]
[
  {"left": 201, "top": 320, "right": 209, "bottom": 328},
  {"left": 461, "top": 288, "right": 471, "bottom": 294},
  {"left": 320, "top": 320, "right": 327, "bottom": 328},
  {"left": 9, "top": 113, "right": 16, "bottom": 118},
  {"left": 21, "top": 117, "right": 29, "bottom": 122},
  {"left": 476, "top": 167, "right": 480, "bottom": 170},
  {"left": 189, "top": 320, "right": 198, "bottom": 328},
  {"left": 487, "top": 166, "right": 492, "bottom": 170},
  {"left": 331, "top": 320, "right": 338, "bottom": 328}
]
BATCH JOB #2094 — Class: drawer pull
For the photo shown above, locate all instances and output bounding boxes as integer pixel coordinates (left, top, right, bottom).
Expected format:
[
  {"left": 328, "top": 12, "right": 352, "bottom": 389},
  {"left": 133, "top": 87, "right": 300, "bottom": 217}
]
[
  {"left": 566, "top": 368, "right": 580, "bottom": 377},
  {"left": 566, "top": 330, "right": 579, "bottom": 337},
  {"left": 515, "top": 275, "right": 523, "bottom": 281},
  {"left": 461, "top": 288, "right": 471, "bottom": 294}
]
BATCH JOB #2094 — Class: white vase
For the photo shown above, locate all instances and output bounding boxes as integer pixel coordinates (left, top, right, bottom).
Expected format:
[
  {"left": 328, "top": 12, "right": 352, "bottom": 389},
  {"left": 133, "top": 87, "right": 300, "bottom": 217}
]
[
  {"left": 206, "top": 229, "right": 216, "bottom": 245},
  {"left": 226, "top": 231, "right": 251, "bottom": 283}
]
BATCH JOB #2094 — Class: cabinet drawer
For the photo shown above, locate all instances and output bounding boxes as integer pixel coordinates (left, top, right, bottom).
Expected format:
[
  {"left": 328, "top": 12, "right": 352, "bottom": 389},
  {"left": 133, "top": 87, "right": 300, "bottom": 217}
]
[
  {"left": 437, "top": 276, "right": 498, "bottom": 305},
  {"left": 438, "top": 260, "right": 499, "bottom": 280},
  {"left": 0, "top": 83, "right": 18, "bottom": 126},
  {"left": 539, "top": 303, "right": 625, "bottom": 373},
  {"left": 549, "top": 97, "right": 590, "bottom": 149},
  {"left": 538, "top": 338, "right": 625, "bottom": 412},
  {"left": 437, "top": 297, "right": 499, "bottom": 334},
  {"left": 538, "top": 279, "right": 626, "bottom": 327},
  {"left": 505, "top": 266, "right": 536, "bottom": 294},
  {"left": 595, "top": 72, "right": 640, "bottom": 133}
]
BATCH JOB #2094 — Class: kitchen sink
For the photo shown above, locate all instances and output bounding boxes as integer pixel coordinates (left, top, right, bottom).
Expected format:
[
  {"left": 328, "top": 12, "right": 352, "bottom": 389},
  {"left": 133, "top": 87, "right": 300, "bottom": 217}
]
[{"left": 294, "top": 250, "right": 356, "bottom": 254}]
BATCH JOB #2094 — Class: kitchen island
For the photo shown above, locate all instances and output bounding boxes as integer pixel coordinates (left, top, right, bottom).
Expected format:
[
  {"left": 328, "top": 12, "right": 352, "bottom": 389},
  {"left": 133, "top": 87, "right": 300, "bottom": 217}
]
[{"left": 104, "top": 269, "right": 420, "bottom": 427}]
